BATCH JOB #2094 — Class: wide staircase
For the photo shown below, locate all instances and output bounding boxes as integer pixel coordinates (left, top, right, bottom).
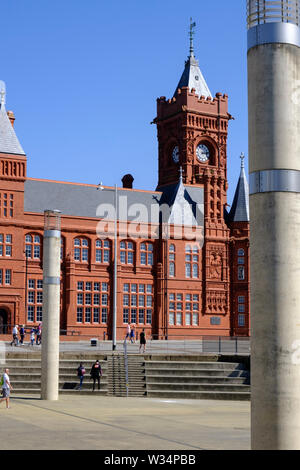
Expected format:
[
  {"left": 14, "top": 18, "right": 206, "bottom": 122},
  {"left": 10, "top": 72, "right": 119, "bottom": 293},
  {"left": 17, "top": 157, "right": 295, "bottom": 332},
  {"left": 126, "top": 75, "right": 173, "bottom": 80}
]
[
  {"left": 1, "top": 352, "right": 250, "bottom": 400},
  {"left": 144, "top": 355, "right": 250, "bottom": 401},
  {"left": 107, "top": 353, "right": 146, "bottom": 397}
]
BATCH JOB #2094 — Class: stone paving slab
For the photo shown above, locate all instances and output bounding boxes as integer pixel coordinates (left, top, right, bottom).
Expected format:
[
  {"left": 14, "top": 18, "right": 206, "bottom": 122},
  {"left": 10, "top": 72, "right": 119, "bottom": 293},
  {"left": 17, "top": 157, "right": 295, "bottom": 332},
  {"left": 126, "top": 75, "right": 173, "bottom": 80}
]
[{"left": 0, "top": 394, "right": 250, "bottom": 450}]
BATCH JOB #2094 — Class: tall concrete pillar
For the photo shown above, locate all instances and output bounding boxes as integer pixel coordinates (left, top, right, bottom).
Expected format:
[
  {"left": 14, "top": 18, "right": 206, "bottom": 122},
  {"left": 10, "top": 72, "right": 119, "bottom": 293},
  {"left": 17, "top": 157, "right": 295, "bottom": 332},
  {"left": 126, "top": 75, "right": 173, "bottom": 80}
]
[
  {"left": 41, "top": 210, "right": 61, "bottom": 400},
  {"left": 247, "top": 0, "right": 300, "bottom": 449}
]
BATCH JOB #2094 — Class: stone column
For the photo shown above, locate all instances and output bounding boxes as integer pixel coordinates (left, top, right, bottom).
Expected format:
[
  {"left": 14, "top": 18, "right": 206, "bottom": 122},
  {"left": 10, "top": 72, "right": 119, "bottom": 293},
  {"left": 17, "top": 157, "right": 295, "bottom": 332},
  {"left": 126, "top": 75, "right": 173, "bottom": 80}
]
[
  {"left": 41, "top": 210, "right": 61, "bottom": 400},
  {"left": 247, "top": 0, "right": 300, "bottom": 449}
]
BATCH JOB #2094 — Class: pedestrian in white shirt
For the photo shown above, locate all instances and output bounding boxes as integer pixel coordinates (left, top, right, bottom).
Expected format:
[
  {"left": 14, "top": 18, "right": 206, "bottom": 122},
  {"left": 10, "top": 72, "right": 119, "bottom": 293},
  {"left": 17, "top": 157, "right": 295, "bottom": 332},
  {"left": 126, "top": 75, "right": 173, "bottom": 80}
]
[
  {"left": 10, "top": 325, "right": 19, "bottom": 347},
  {"left": 0, "top": 368, "right": 13, "bottom": 409}
]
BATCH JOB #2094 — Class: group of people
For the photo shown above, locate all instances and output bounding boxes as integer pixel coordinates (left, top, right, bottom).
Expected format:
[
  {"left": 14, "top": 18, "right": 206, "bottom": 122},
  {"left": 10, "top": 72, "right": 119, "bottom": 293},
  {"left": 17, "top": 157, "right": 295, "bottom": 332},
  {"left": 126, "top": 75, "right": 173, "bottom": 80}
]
[
  {"left": 76, "top": 360, "right": 102, "bottom": 391},
  {"left": 125, "top": 324, "right": 146, "bottom": 353},
  {"left": 10, "top": 324, "right": 42, "bottom": 347}
]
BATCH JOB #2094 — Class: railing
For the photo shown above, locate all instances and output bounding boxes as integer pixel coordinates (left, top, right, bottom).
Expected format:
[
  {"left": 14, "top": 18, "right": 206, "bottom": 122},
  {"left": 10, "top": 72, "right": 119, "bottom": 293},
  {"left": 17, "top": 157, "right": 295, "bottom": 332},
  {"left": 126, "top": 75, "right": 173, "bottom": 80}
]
[{"left": 247, "top": 0, "right": 299, "bottom": 29}]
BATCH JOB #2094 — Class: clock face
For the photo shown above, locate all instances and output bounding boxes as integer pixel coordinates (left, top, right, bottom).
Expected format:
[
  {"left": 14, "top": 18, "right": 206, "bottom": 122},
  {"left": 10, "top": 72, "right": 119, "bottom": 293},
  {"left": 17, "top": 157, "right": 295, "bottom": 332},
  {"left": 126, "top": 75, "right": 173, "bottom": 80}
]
[
  {"left": 196, "top": 144, "right": 210, "bottom": 163},
  {"left": 172, "top": 146, "right": 180, "bottom": 163}
]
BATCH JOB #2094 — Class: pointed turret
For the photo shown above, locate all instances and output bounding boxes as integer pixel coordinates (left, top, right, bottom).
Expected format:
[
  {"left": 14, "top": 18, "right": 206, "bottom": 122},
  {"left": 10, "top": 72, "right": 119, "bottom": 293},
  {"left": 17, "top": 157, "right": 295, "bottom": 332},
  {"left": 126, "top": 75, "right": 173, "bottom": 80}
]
[
  {"left": 174, "top": 19, "right": 212, "bottom": 99},
  {"left": 229, "top": 153, "right": 250, "bottom": 222},
  {"left": 0, "top": 81, "right": 25, "bottom": 156}
]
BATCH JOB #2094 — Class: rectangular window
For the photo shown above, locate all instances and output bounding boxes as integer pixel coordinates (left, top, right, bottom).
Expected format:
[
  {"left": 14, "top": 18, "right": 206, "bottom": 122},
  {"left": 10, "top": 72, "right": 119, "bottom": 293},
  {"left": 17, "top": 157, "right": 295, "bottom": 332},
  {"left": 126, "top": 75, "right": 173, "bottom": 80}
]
[
  {"left": 74, "top": 248, "right": 80, "bottom": 261},
  {"left": 77, "top": 293, "right": 83, "bottom": 305},
  {"left": 94, "top": 294, "right": 100, "bottom": 305},
  {"left": 103, "top": 250, "right": 110, "bottom": 263},
  {"left": 139, "top": 284, "right": 145, "bottom": 293},
  {"left": 146, "top": 284, "right": 152, "bottom": 293},
  {"left": 85, "top": 307, "right": 91, "bottom": 323},
  {"left": 28, "top": 279, "right": 35, "bottom": 289},
  {"left": 131, "top": 294, "right": 137, "bottom": 307},
  {"left": 176, "top": 312, "right": 182, "bottom": 325},
  {"left": 131, "top": 284, "right": 137, "bottom": 293},
  {"left": 94, "top": 282, "right": 100, "bottom": 292},
  {"left": 36, "top": 291, "right": 43, "bottom": 304},
  {"left": 93, "top": 308, "right": 100, "bottom": 323},
  {"left": 28, "top": 291, "right": 35, "bottom": 304},
  {"left": 123, "top": 283, "right": 129, "bottom": 292},
  {"left": 120, "top": 251, "right": 126, "bottom": 264},
  {"left": 139, "top": 295, "right": 145, "bottom": 307},
  {"left": 123, "top": 294, "right": 129, "bottom": 306},
  {"left": 146, "top": 295, "right": 152, "bottom": 307},
  {"left": 36, "top": 306, "right": 43, "bottom": 322},
  {"left": 238, "top": 296, "right": 245, "bottom": 304},
  {"left": 102, "top": 294, "right": 108, "bottom": 306},
  {"left": 34, "top": 245, "right": 40, "bottom": 259},
  {"left": 185, "top": 313, "right": 191, "bottom": 326},
  {"left": 77, "top": 307, "right": 83, "bottom": 323},
  {"left": 5, "top": 245, "right": 11, "bottom": 257},
  {"left": 169, "top": 312, "right": 175, "bottom": 326},
  {"left": 192, "top": 313, "right": 199, "bottom": 326},
  {"left": 238, "top": 304, "right": 245, "bottom": 313},
  {"left": 82, "top": 248, "right": 88, "bottom": 261},
  {"left": 138, "top": 309, "right": 144, "bottom": 324},
  {"left": 146, "top": 309, "right": 152, "bottom": 325},
  {"left": 238, "top": 266, "right": 245, "bottom": 281},
  {"left": 85, "top": 293, "right": 92, "bottom": 305},
  {"left": 37, "top": 280, "right": 43, "bottom": 289},
  {"left": 141, "top": 252, "right": 147, "bottom": 265},
  {"left": 185, "top": 263, "right": 191, "bottom": 278},
  {"left": 123, "top": 308, "right": 129, "bottom": 324},
  {"left": 86, "top": 282, "right": 92, "bottom": 291},
  {"left": 131, "top": 309, "right": 137, "bottom": 324},
  {"left": 27, "top": 306, "right": 34, "bottom": 322},
  {"left": 5, "top": 269, "right": 11, "bottom": 285},
  {"left": 127, "top": 252, "right": 134, "bottom": 264},
  {"left": 96, "top": 250, "right": 102, "bottom": 263},
  {"left": 102, "top": 282, "right": 108, "bottom": 292},
  {"left": 101, "top": 308, "right": 107, "bottom": 324},
  {"left": 238, "top": 257, "right": 245, "bottom": 265},
  {"left": 77, "top": 281, "right": 83, "bottom": 290},
  {"left": 238, "top": 314, "right": 245, "bottom": 327}
]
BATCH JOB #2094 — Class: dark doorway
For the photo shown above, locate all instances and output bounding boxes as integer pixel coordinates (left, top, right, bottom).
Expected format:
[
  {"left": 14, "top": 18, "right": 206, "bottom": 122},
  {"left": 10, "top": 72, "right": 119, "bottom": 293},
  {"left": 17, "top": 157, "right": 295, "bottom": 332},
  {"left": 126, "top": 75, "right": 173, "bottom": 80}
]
[{"left": 0, "top": 309, "right": 8, "bottom": 334}]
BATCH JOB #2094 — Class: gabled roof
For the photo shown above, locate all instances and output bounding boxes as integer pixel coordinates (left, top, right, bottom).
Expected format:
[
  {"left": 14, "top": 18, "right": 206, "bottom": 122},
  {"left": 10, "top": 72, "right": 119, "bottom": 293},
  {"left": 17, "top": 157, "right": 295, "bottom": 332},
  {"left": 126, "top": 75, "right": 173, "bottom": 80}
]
[
  {"left": 229, "top": 154, "right": 250, "bottom": 223},
  {"left": 0, "top": 81, "right": 25, "bottom": 156}
]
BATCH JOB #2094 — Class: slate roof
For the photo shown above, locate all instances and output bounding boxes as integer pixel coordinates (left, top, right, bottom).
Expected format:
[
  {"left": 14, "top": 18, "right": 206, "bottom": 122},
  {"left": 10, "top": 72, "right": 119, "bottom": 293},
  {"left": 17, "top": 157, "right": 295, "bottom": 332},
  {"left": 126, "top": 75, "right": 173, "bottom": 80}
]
[
  {"left": 229, "top": 159, "right": 250, "bottom": 223},
  {"left": 24, "top": 178, "right": 204, "bottom": 226},
  {"left": 174, "top": 52, "right": 212, "bottom": 99},
  {"left": 0, "top": 81, "right": 25, "bottom": 156}
]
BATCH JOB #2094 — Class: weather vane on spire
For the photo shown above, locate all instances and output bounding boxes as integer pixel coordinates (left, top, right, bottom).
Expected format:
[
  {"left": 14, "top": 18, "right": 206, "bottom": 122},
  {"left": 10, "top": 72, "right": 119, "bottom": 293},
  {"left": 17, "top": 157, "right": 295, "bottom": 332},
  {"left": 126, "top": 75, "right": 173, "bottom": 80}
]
[
  {"left": 189, "top": 17, "right": 196, "bottom": 57},
  {"left": 240, "top": 152, "right": 245, "bottom": 168},
  {"left": 0, "top": 81, "right": 6, "bottom": 109}
]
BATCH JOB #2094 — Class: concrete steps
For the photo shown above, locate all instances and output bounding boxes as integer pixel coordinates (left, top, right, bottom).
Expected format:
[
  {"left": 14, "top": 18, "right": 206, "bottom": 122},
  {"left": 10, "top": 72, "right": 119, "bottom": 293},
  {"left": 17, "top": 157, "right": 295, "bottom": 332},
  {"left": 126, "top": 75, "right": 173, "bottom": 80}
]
[{"left": 145, "top": 360, "right": 250, "bottom": 401}]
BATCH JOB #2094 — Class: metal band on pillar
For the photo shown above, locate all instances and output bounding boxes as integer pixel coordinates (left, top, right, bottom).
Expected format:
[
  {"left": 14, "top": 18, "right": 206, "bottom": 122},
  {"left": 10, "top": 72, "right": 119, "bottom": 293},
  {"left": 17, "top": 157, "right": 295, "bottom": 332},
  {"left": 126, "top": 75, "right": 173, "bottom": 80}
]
[
  {"left": 250, "top": 169, "right": 300, "bottom": 194},
  {"left": 44, "top": 230, "right": 61, "bottom": 239}
]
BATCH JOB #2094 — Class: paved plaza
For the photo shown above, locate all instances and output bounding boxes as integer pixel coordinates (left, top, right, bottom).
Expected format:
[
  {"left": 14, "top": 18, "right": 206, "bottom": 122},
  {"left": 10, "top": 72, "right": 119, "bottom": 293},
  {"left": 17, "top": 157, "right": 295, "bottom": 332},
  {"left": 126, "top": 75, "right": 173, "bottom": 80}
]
[{"left": 0, "top": 394, "right": 250, "bottom": 450}]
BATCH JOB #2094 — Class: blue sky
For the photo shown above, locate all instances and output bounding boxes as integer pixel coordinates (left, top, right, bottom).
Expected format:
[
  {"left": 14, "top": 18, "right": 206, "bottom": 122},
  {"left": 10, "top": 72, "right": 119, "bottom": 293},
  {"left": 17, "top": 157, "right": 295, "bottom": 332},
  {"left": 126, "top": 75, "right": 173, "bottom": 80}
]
[{"left": 1, "top": 0, "right": 248, "bottom": 203}]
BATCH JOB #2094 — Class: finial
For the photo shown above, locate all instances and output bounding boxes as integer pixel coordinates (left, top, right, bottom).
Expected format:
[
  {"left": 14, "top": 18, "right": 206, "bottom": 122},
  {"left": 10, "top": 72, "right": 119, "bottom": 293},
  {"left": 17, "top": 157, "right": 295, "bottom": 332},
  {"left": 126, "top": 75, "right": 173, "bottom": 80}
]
[
  {"left": 179, "top": 166, "right": 184, "bottom": 183},
  {"left": 189, "top": 18, "right": 196, "bottom": 57},
  {"left": 240, "top": 152, "right": 245, "bottom": 169},
  {"left": 0, "top": 81, "right": 6, "bottom": 109}
]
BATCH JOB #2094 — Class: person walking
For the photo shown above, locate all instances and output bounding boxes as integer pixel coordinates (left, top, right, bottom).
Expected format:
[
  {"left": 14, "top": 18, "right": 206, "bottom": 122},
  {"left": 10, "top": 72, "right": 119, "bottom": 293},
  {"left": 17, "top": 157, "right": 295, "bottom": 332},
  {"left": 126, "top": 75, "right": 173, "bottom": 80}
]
[
  {"left": 76, "top": 363, "right": 86, "bottom": 390},
  {"left": 10, "top": 325, "right": 19, "bottom": 347},
  {"left": 139, "top": 328, "right": 146, "bottom": 353},
  {"left": 0, "top": 368, "right": 13, "bottom": 409},
  {"left": 30, "top": 329, "right": 35, "bottom": 346},
  {"left": 36, "top": 323, "right": 42, "bottom": 345},
  {"left": 90, "top": 360, "right": 102, "bottom": 391},
  {"left": 19, "top": 325, "right": 25, "bottom": 345},
  {"left": 125, "top": 323, "right": 130, "bottom": 342},
  {"left": 130, "top": 325, "right": 135, "bottom": 344}
]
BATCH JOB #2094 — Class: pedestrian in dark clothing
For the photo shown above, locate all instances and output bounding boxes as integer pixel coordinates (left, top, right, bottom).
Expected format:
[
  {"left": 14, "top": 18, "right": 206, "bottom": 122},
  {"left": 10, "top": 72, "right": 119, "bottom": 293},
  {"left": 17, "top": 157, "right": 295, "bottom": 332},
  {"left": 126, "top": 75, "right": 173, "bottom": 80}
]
[
  {"left": 19, "top": 325, "right": 25, "bottom": 345},
  {"left": 77, "top": 363, "right": 86, "bottom": 390},
  {"left": 139, "top": 329, "right": 146, "bottom": 353},
  {"left": 90, "top": 360, "right": 102, "bottom": 391}
]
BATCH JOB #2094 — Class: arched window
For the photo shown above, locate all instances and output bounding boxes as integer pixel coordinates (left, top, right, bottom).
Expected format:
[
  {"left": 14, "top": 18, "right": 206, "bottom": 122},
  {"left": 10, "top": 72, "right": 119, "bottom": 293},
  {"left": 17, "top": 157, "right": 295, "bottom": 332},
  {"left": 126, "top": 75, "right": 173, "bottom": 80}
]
[
  {"left": 185, "top": 244, "right": 199, "bottom": 279},
  {"left": 120, "top": 241, "right": 134, "bottom": 265},
  {"left": 74, "top": 238, "right": 89, "bottom": 262},
  {"left": 169, "top": 244, "right": 175, "bottom": 277},
  {"left": 95, "top": 239, "right": 110, "bottom": 264},
  {"left": 140, "top": 242, "right": 153, "bottom": 266},
  {"left": 25, "top": 234, "right": 41, "bottom": 260}
]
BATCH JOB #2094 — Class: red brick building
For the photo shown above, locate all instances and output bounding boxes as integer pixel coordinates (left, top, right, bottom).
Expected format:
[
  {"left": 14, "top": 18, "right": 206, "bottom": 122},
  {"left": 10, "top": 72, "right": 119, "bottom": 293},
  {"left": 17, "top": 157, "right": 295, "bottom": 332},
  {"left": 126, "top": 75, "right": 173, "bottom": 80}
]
[{"left": 0, "top": 36, "right": 250, "bottom": 340}]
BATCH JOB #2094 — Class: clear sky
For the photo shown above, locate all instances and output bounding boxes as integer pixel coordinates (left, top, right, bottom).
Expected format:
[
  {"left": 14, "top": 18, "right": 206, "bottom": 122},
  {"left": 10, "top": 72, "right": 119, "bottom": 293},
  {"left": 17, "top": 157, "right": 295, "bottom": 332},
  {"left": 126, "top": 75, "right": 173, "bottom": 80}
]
[{"left": 0, "top": 0, "right": 248, "bottom": 203}]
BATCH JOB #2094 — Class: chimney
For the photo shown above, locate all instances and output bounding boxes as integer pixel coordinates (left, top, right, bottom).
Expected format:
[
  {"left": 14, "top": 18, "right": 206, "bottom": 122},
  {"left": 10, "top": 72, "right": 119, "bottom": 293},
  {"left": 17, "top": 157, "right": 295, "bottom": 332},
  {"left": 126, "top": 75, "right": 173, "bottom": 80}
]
[
  {"left": 7, "top": 110, "right": 15, "bottom": 127},
  {"left": 122, "top": 174, "right": 134, "bottom": 189}
]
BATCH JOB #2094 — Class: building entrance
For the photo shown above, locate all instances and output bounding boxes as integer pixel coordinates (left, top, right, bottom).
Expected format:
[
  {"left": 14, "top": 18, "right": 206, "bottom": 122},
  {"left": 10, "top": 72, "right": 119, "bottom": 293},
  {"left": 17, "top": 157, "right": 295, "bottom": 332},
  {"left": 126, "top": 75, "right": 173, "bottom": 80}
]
[{"left": 0, "top": 309, "right": 8, "bottom": 334}]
